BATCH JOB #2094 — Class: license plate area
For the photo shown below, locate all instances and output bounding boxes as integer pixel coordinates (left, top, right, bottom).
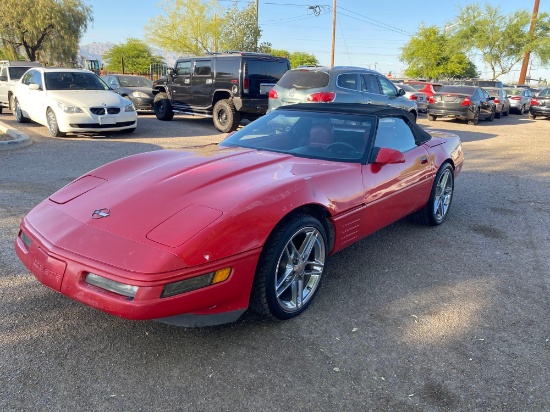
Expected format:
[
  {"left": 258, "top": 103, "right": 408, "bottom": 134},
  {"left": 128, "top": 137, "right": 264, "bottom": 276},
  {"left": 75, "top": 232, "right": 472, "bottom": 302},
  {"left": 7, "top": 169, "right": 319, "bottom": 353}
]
[{"left": 99, "top": 116, "right": 116, "bottom": 125}]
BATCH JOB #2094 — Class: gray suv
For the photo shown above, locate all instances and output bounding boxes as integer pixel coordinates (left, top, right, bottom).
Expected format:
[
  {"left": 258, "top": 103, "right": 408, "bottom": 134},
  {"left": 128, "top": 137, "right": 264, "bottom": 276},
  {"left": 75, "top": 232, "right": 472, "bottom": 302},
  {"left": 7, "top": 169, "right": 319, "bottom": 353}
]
[{"left": 268, "top": 66, "right": 418, "bottom": 121}]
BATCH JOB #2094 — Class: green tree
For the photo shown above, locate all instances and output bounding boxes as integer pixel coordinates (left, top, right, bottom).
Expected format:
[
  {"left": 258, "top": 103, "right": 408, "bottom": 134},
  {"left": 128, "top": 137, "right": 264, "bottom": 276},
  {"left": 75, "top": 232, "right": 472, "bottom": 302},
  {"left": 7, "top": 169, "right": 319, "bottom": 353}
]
[
  {"left": 268, "top": 48, "right": 319, "bottom": 69},
  {"left": 400, "top": 25, "right": 477, "bottom": 80},
  {"left": 452, "top": 4, "right": 550, "bottom": 79},
  {"left": 219, "top": 1, "right": 261, "bottom": 52},
  {"left": 0, "top": 0, "right": 92, "bottom": 63},
  {"left": 102, "top": 38, "right": 164, "bottom": 74},
  {"left": 145, "top": 0, "right": 223, "bottom": 55}
]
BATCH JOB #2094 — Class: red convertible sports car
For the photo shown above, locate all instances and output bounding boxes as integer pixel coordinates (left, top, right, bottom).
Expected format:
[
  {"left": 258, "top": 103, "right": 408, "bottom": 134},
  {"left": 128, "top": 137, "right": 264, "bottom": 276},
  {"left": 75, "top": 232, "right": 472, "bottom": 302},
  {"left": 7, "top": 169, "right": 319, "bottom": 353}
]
[{"left": 15, "top": 104, "right": 464, "bottom": 326}]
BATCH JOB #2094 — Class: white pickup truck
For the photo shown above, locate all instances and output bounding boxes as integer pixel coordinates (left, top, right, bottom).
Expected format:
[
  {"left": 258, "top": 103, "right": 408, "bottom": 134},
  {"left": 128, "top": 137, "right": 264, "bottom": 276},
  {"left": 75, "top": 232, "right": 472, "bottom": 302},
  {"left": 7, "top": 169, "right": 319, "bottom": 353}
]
[{"left": 0, "top": 60, "right": 42, "bottom": 114}]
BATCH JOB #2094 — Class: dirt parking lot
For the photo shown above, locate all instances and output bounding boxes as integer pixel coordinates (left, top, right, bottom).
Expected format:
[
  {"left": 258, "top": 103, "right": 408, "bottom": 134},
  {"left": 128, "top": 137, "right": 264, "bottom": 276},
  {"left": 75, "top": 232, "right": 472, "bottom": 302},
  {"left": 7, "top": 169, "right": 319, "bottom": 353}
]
[{"left": 1, "top": 112, "right": 549, "bottom": 411}]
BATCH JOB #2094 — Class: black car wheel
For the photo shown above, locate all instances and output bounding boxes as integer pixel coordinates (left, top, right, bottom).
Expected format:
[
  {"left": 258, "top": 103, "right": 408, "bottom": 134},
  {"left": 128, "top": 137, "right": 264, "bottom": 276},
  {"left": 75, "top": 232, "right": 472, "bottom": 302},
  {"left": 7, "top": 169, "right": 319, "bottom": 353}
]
[
  {"left": 519, "top": 105, "right": 525, "bottom": 115},
  {"left": 250, "top": 213, "right": 327, "bottom": 320},
  {"left": 213, "top": 99, "right": 240, "bottom": 133},
  {"left": 46, "top": 108, "right": 66, "bottom": 137},
  {"left": 503, "top": 106, "right": 509, "bottom": 116},
  {"left": 486, "top": 108, "right": 495, "bottom": 122},
  {"left": 428, "top": 114, "right": 437, "bottom": 121},
  {"left": 495, "top": 107, "right": 502, "bottom": 119},
  {"left": 468, "top": 108, "right": 479, "bottom": 125},
  {"left": 410, "top": 163, "right": 454, "bottom": 226},
  {"left": 153, "top": 93, "right": 174, "bottom": 121},
  {"left": 14, "top": 99, "right": 30, "bottom": 123},
  {"left": 529, "top": 113, "right": 536, "bottom": 120}
]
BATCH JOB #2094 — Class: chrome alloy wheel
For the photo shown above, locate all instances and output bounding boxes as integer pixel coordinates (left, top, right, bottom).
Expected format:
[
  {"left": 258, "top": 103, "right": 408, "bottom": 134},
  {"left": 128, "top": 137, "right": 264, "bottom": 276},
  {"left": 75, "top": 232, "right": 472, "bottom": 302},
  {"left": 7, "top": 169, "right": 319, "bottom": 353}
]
[
  {"left": 274, "top": 226, "right": 325, "bottom": 313},
  {"left": 433, "top": 168, "right": 453, "bottom": 223}
]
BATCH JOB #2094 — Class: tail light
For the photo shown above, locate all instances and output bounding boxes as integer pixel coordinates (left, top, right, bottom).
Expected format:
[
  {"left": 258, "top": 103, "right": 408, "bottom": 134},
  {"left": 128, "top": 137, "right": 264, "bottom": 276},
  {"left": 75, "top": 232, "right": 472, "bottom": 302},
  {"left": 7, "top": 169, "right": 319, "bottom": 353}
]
[
  {"left": 510, "top": 96, "right": 521, "bottom": 100},
  {"left": 409, "top": 95, "right": 418, "bottom": 100},
  {"left": 428, "top": 96, "right": 435, "bottom": 104},
  {"left": 461, "top": 97, "right": 472, "bottom": 107},
  {"left": 306, "top": 92, "right": 335, "bottom": 102},
  {"left": 494, "top": 98, "right": 500, "bottom": 104},
  {"left": 243, "top": 78, "right": 249, "bottom": 94},
  {"left": 268, "top": 88, "right": 278, "bottom": 99},
  {"left": 531, "top": 98, "right": 539, "bottom": 106}
]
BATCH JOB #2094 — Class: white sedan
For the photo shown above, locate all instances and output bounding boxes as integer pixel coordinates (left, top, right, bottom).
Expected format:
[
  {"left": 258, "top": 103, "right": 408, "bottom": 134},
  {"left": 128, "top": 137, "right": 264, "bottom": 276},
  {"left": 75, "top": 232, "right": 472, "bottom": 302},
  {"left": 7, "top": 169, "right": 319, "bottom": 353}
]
[{"left": 14, "top": 67, "right": 137, "bottom": 137}]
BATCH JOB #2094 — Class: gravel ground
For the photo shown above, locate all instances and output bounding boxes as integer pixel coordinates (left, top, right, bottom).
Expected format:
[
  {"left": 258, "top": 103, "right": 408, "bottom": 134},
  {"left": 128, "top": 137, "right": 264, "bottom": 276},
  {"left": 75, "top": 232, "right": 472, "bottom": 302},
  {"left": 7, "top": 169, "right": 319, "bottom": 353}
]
[{"left": 0, "top": 111, "right": 549, "bottom": 411}]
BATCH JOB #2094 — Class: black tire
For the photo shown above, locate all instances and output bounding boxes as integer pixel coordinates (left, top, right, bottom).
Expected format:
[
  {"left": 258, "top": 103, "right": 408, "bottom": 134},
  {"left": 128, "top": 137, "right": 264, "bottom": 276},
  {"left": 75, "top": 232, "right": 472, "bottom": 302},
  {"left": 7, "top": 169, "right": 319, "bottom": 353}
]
[
  {"left": 0, "top": 105, "right": 3, "bottom": 114},
  {"left": 495, "top": 108, "right": 501, "bottom": 119},
  {"left": 503, "top": 107, "right": 509, "bottom": 116},
  {"left": 529, "top": 113, "right": 536, "bottom": 120},
  {"left": 519, "top": 105, "right": 525, "bottom": 115},
  {"left": 486, "top": 109, "right": 495, "bottom": 122},
  {"left": 468, "top": 108, "right": 479, "bottom": 125},
  {"left": 46, "top": 108, "right": 66, "bottom": 137},
  {"left": 153, "top": 93, "right": 174, "bottom": 121},
  {"left": 14, "top": 98, "right": 30, "bottom": 123},
  {"left": 9, "top": 95, "right": 15, "bottom": 112},
  {"left": 410, "top": 163, "right": 454, "bottom": 226},
  {"left": 428, "top": 114, "right": 437, "bottom": 121},
  {"left": 250, "top": 213, "right": 327, "bottom": 320},
  {"left": 213, "top": 99, "right": 240, "bottom": 133}
]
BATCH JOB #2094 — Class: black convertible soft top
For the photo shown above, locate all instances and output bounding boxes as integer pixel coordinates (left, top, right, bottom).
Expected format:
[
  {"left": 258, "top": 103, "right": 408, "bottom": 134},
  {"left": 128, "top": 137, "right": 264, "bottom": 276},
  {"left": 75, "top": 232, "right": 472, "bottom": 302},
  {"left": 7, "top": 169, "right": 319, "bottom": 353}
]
[{"left": 278, "top": 103, "right": 432, "bottom": 145}]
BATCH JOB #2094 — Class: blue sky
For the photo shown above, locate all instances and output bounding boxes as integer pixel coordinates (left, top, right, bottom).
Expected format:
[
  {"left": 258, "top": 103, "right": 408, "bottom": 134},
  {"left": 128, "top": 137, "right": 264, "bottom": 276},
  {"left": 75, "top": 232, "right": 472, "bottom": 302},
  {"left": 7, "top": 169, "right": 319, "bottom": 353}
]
[{"left": 81, "top": 0, "right": 549, "bottom": 83}]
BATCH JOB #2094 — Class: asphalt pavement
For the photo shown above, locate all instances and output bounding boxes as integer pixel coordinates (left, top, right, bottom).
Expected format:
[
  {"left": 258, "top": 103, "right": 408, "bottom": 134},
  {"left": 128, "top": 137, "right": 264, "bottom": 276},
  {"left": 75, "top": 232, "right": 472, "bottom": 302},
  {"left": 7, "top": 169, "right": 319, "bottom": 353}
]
[{"left": 1, "top": 111, "right": 549, "bottom": 411}]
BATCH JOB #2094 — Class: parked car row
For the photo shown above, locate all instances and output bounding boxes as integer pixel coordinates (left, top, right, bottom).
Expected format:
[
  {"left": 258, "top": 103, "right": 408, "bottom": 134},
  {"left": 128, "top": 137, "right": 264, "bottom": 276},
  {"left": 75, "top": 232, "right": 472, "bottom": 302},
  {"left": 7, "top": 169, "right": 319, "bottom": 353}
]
[
  {"left": 426, "top": 84, "right": 549, "bottom": 125},
  {"left": 3, "top": 56, "right": 550, "bottom": 137}
]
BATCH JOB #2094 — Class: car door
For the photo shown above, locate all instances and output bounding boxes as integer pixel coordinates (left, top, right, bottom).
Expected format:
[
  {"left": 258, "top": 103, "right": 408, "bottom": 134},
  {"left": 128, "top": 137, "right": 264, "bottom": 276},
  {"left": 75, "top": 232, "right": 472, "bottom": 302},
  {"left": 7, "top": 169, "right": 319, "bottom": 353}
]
[
  {"left": 191, "top": 59, "right": 213, "bottom": 108},
  {"left": 29, "top": 70, "right": 47, "bottom": 124},
  {"left": 478, "top": 88, "right": 493, "bottom": 117},
  {"left": 360, "top": 74, "right": 384, "bottom": 105},
  {"left": 360, "top": 116, "right": 432, "bottom": 237},
  {"left": 0, "top": 67, "right": 9, "bottom": 106},
  {"left": 377, "top": 76, "right": 407, "bottom": 110},
  {"left": 171, "top": 60, "right": 193, "bottom": 107},
  {"left": 17, "top": 69, "right": 39, "bottom": 119},
  {"left": 523, "top": 90, "right": 532, "bottom": 110}
]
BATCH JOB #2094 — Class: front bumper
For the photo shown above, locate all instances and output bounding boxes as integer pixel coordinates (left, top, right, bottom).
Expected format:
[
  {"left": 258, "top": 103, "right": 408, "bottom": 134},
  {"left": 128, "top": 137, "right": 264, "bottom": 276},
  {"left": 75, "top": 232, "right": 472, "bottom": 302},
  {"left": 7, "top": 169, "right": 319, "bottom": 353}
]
[
  {"left": 58, "top": 109, "right": 138, "bottom": 133},
  {"left": 15, "top": 216, "right": 260, "bottom": 326},
  {"left": 129, "top": 96, "right": 154, "bottom": 111}
]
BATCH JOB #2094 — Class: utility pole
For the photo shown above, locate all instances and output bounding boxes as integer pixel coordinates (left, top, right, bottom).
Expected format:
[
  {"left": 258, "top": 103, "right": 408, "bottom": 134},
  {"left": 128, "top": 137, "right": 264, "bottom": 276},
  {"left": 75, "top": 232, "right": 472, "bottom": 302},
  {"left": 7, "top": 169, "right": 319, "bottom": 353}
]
[
  {"left": 255, "top": 0, "right": 259, "bottom": 52},
  {"left": 518, "top": 0, "right": 540, "bottom": 84},
  {"left": 330, "top": 0, "right": 336, "bottom": 66}
]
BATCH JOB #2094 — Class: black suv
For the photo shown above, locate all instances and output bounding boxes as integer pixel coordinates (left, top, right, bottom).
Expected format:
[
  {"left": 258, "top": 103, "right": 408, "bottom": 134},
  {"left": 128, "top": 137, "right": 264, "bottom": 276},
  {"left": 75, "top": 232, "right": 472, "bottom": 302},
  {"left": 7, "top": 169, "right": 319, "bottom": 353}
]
[{"left": 152, "top": 52, "right": 290, "bottom": 132}]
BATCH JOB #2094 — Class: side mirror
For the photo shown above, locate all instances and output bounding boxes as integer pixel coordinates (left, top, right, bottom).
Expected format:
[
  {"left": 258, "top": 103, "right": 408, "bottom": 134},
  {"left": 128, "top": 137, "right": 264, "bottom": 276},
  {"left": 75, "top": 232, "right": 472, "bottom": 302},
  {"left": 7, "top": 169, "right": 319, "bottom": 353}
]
[
  {"left": 29, "top": 83, "right": 41, "bottom": 91},
  {"left": 375, "top": 147, "right": 405, "bottom": 165},
  {"left": 397, "top": 88, "right": 406, "bottom": 96},
  {"left": 167, "top": 68, "right": 175, "bottom": 77},
  {"left": 0, "top": 75, "right": 7, "bottom": 82}
]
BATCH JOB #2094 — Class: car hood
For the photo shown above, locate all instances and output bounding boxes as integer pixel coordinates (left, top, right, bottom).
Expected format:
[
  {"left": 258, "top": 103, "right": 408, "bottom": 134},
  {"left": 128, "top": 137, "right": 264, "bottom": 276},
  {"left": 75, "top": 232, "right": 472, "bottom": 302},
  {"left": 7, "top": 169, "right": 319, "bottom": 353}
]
[
  {"left": 46, "top": 90, "right": 128, "bottom": 107},
  {"left": 28, "top": 146, "right": 360, "bottom": 269},
  {"left": 118, "top": 86, "right": 153, "bottom": 96}
]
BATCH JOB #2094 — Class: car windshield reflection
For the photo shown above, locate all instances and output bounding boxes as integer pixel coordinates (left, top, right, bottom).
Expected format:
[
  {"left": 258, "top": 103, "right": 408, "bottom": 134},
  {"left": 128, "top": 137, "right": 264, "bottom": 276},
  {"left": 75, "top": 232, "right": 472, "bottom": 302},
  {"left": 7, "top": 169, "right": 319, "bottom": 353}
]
[
  {"left": 220, "top": 110, "right": 375, "bottom": 162},
  {"left": 45, "top": 72, "right": 110, "bottom": 91}
]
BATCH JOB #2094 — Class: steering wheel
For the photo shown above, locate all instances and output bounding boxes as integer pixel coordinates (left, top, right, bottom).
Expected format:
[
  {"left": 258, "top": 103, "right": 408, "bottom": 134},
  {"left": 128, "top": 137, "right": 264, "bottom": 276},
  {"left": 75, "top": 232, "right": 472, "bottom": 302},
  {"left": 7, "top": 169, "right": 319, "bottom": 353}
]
[{"left": 326, "top": 142, "right": 357, "bottom": 152}]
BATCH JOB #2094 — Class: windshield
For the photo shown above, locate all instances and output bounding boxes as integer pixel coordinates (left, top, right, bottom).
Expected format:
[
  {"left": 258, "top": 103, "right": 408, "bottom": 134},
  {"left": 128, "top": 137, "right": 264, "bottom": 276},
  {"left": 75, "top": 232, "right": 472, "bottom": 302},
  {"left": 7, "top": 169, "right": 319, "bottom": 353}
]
[
  {"left": 8, "top": 67, "right": 33, "bottom": 80},
  {"left": 116, "top": 75, "right": 153, "bottom": 87},
  {"left": 45, "top": 72, "right": 109, "bottom": 91},
  {"left": 538, "top": 88, "right": 550, "bottom": 97},
  {"left": 220, "top": 109, "right": 375, "bottom": 162},
  {"left": 439, "top": 85, "right": 476, "bottom": 95},
  {"left": 505, "top": 88, "right": 522, "bottom": 96}
]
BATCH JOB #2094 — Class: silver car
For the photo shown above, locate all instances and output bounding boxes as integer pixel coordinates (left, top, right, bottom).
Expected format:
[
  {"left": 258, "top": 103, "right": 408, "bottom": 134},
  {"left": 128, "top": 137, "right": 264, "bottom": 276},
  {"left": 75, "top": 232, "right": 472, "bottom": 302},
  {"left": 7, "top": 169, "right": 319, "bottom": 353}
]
[
  {"left": 504, "top": 88, "right": 533, "bottom": 114},
  {"left": 268, "top": 66, "right": 418, "bottom": 121},
  {"left": 395, "top": 83, "right": 428, "bottom": 112}
]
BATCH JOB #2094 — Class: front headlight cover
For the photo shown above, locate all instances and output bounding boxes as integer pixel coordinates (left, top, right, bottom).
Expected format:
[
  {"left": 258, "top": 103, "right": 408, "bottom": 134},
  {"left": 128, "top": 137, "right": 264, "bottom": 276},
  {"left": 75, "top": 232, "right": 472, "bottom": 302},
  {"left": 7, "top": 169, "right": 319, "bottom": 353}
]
[
  {"left": 124, "top": 102, "right": 136, "bottom": 112},
  {"left": 57, "top": 102, "right": 83, "bottom": 113},
  {"left": 131, "top": 91, "right": 150, "bottom": 98}
]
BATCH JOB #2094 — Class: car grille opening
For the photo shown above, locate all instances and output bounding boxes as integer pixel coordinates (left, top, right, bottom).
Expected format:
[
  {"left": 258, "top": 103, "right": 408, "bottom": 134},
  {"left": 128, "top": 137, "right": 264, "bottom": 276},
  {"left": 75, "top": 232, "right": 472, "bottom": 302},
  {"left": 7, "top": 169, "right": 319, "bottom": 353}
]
[
  {"left": 90, "top": 107, "right": 121, "bottom": 115},
  {"left": 69, "top": 121, "right": 136, "bottom": 128}
]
